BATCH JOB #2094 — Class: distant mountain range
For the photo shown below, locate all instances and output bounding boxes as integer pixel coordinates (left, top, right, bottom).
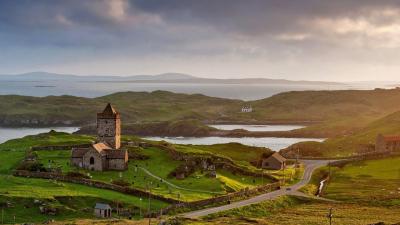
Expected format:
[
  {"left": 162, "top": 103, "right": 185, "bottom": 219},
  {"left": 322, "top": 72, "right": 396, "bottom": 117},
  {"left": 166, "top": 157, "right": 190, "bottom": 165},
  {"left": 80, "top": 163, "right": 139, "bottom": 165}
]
[{"left": 0, "top": 72, "right": 343, "bottom": 85}]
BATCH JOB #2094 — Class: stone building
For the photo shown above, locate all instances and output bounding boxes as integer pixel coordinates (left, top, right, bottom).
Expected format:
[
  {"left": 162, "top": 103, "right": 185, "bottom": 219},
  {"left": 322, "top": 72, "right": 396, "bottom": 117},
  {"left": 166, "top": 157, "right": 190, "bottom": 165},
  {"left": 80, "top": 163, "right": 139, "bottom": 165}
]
[
  {"left": 375, "top": 133, "right": 400, "bottom": 152},
  {"left": 94, "top": 203, "right": 112, "bottom": 218},
  {"left": 261, "top": 152, "right": 286, "bottom": 170},
  {"left": 71, "top": 104, "right": 128, "bottom": 171}
]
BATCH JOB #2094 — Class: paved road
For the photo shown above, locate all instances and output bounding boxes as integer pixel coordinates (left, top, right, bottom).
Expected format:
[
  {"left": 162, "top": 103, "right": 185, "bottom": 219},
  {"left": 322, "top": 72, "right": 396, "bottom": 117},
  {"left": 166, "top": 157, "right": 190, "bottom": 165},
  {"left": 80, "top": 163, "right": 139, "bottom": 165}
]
[{"left": 182, "top": 159, "right": 332, "bottom": 218}]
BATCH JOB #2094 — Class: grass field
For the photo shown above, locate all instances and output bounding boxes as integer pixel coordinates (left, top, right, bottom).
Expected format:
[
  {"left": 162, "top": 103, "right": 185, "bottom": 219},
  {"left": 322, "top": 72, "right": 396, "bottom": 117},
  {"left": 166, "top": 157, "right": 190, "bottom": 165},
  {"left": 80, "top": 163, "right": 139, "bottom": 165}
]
[
  {"left": 36, "top": 146, "right": 270, "bottom": 201},
  {"left": 1, "top": 131, "right": 275, "bottom": 202},
  {"left": 174, "top": 143, "right": 272, "bottom": 168},
  {"left": 324, "top": 157, "right": 400, "bottom": 206},
  {"left": 194, "top": 196, "right": 400, "bottom": 225},
  {"left": 0, "top": 132, "right": 170, "bottom": 223},
  {"left": 0, "top": 131, "right": 94, "bottom": 174},
  {"left": 0, "top": 175, "right": 168, "bottom": 224}
]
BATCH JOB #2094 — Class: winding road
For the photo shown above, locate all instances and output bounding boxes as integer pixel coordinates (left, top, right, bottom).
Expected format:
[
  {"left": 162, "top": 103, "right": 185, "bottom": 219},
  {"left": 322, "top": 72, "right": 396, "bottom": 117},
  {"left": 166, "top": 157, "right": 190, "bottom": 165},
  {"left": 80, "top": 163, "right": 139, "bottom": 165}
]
[{"left": 182, "top": 159, "right": 332, "bottom": 218}]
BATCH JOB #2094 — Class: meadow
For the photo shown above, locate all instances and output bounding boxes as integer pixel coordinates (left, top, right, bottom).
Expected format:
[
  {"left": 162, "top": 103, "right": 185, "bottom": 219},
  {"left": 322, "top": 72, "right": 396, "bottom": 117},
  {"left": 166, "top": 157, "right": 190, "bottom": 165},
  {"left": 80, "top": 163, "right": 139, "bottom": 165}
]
[
  {"left": 196, "top": 196, "right": 400, "bottom": 225},
  {"left": 2, "top": 131, "right": 277, "bottom": 202},
  {"left": 36, "top": 145, "right": 271, "bottom": 201},
  {"left": 324, "top": 157, "right": 400, "bottom": 206},
  {"left": 0, "top": 132, "right": 169, "bottom": 223},
  {"left": 0, "top": 175, "right": 168, "bottom": 223}
]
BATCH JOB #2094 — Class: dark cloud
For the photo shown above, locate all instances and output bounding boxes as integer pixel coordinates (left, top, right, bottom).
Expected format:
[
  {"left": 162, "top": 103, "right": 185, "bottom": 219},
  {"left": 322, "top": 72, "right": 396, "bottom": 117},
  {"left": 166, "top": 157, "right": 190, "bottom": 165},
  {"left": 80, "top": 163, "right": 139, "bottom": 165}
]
[{"left": 1, "top": 0, "right": 400, "bottom": 79}]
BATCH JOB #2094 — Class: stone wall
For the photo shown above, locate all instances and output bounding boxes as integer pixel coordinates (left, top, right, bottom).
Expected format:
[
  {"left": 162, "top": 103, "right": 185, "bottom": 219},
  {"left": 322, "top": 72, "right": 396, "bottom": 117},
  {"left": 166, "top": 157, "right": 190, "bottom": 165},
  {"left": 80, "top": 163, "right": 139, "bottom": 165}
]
[
  {"left": 108, "top": 158, "right": 127, "bottom": 170},
  {"left": 160, "top": 182, "right": 281, "bottom": 215},
  {"left": 31, "top": 144, "right": 91, "bottom": 151},
  {"left": 13, "top": 170, "right": 180, "bottom": 204}
]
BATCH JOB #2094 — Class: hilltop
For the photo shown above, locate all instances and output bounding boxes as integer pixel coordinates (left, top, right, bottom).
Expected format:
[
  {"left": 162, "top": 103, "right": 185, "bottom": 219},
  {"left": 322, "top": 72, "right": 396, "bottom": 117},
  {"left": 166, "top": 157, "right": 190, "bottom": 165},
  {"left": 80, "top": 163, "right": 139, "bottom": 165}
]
[{"left": 4, "top": 89, "right": 400, "bottom": 137}]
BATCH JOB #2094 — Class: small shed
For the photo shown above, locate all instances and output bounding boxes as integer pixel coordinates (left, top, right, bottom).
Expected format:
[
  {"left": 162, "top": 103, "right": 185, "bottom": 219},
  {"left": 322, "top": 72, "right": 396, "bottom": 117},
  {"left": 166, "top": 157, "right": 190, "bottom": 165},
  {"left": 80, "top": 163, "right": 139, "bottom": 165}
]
[
  {"left": 261, "top": 152, "right": 286, "bottom": 170},
  {"left": 94, "top": 203, "right": 112, "bottom": 218}
]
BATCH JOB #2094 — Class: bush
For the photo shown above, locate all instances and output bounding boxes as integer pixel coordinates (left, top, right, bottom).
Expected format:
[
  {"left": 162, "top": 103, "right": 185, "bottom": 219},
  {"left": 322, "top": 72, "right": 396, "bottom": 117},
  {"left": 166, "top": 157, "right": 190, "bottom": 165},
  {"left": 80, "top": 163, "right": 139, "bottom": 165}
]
[
  {"left": 112, "top": 179, "right": 130, "bottom": 187},
  {"left": 66, "top": 172, "right": 90, "bottom": 179},
  {"left": 17, "top": 161, "right": 47, "bottom": 172},
  {"left": 127, "top": 148, "right": 150, "bottom": 160}
]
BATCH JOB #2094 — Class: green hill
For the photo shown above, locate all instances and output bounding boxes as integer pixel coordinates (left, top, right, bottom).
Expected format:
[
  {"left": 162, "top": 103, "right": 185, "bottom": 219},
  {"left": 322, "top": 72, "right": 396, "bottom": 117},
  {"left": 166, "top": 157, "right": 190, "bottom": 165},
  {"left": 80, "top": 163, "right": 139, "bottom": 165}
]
[
  {"left": 4, "top": 89, "right": 400, "bottom": 139},
  {"left": 282, "top": 110, "right": 400, "bottom": 157},
  {"left": 0, "top": 91, "right": 241, "bottom": 127}
]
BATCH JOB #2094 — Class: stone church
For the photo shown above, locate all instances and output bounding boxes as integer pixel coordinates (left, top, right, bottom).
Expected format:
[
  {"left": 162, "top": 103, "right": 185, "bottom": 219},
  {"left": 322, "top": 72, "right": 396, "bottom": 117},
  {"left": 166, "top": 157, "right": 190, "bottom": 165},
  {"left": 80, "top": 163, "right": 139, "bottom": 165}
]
[{"left": 71, "top": 103, "right": 128, "bottom": 171}]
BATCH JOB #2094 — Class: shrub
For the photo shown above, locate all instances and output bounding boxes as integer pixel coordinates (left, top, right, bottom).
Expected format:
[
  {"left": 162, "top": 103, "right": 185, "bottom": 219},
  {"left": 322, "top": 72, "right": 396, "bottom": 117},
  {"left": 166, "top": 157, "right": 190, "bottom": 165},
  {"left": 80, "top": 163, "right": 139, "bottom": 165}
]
[
  {"left": 17, "top": 161, "right": 47, "bottom": 172},
  {"left": 112, "top": 179, "right": 130, "bottom": 187},
  {"left": 66, "top": 172, "right": 90, "bottom": 179}
]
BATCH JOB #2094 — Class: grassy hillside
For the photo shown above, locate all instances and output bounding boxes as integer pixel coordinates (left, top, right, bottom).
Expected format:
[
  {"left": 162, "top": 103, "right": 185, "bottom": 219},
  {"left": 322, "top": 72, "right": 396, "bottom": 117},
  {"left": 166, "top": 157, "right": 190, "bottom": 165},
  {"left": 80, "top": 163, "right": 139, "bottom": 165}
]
[
  {"left": 1, "top": 131, "right": 274, "bottom": 203},
  {"left": 192, "top": 196, "right": 400, "bottom": 225},
  {"left": 324, "top": 157, "right": 400, "bottom": 206},
  {"left": 4, "top": 89, "right": 400, "bottom": 136},
  {"left": 282, "top": 110, "right": 400, "bottom": 157},
  {"left": 174, "top": 143, "right": 273, "bottom": 167},
  {"left": 0, "top": 91, "right": 241, "bottom": 127}
]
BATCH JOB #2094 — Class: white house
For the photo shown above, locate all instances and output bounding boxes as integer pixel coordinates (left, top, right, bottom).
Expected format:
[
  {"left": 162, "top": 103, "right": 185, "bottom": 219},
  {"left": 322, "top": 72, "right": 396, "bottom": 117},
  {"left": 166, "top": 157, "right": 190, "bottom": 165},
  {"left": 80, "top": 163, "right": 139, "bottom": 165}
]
[{"left": 241, "top": 106, "right": 253, "bottom": 113}]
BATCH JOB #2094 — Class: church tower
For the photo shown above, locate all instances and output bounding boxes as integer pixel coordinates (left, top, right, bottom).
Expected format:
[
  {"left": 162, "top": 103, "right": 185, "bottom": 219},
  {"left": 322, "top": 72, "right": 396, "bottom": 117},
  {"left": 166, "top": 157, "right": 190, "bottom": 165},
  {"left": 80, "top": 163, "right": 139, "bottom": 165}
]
[{"left": 97, "top": 103, "right": 121, "bottom": 149}]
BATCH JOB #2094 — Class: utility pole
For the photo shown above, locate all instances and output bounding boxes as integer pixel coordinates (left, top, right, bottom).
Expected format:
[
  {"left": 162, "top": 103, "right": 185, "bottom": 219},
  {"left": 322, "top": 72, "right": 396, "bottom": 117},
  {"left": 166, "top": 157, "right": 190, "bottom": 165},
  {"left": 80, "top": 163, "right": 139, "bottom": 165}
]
[
  {"left": 261, "top": 168, "right": 264, "bottom": 185},
  {"left": 327, "top": 208, "right": 333, "bottom": 225},
  {"left": 139, "top": 198, "right": 142, "bottom": 217},
  {"left": 328, "top": 160, "right": 331, "bottom": 178},
  {"left": 148, "top": 182, "right": 152, "bottom": 225}
]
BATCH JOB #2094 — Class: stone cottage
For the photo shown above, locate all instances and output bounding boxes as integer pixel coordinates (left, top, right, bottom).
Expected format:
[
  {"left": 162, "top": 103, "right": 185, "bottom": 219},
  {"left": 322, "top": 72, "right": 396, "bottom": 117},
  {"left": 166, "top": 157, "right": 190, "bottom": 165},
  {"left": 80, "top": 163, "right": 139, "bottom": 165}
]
[
  {"left": 261, "top": 152, "right": 286, "bottom": 170},
  {"left": 375, "top": 133, "right": 400, "bottom": 152},
  {"left": 71, "top": 104, "right": 128, "bottom": 171},
  {"left": 94, "top": 203, "right": 112, "bottom": 218}
]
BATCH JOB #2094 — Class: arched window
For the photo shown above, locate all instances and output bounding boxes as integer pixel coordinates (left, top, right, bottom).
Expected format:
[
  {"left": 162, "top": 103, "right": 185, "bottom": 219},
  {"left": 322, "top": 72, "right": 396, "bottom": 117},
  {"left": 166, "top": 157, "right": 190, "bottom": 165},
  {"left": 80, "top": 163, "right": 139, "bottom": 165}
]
[{"left": 90, "top": 157, "right": 95, "bottom": 165}]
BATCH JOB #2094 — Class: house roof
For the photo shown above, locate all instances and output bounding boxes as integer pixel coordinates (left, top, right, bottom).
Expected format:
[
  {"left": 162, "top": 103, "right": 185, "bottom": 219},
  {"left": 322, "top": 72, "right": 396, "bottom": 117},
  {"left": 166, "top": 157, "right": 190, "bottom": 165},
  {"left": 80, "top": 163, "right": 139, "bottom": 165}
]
[
  {"left": 71, "top": 148, "right": 89, "bottom": 158},
  {"left": 95, "top": 203, "right": 111, "bottom": 210},
  {"left": 104, "top": 149, "right": 127, "bottom": 159},
  {"left": 383, "top": 135, "right": 400, "bottom": 142},
  {"left": 267, "top": 152, "right": 286, "bottom": 163}
]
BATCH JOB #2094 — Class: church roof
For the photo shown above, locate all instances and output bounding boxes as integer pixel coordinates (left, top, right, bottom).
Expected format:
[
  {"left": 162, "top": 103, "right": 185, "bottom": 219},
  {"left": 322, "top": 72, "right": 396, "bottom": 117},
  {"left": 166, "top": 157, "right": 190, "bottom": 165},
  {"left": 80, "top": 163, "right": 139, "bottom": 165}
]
[
  {"left": 104, "top": 149, "right": 127, "bottom": 159},
  {"left": 95, "top": 203, "right": 111, "bottom": 210},
  {"left": 71, "top": 148, "right": 89, "bottom": 158},
  {"left": 92, "top": 142, "right": 112, "bottom": 153}
]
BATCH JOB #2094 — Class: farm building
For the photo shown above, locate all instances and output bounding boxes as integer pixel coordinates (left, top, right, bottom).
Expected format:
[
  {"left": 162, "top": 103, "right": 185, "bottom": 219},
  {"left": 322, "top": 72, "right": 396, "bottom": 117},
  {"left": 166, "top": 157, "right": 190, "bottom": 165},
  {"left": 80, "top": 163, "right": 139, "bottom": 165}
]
[
  {"left": 375, "top": 134, "right": 400, "bottom": 152},
  {"left": 261, "top": 152, "right": 287, "bottom": 170},
  {"left": 71, "top": 104, "right": 128, "bottom": 171},
  {"left": 94, "top": 203, "right": 112, "bottom": 218}
]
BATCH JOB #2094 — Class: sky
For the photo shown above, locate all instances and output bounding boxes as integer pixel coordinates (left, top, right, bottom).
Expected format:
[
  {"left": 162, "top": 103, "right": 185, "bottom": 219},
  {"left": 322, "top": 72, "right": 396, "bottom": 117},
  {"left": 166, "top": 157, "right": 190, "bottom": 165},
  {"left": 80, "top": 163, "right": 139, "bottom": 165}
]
[{"left": 1, "top": 0, "right": 400, "bottom": 81}]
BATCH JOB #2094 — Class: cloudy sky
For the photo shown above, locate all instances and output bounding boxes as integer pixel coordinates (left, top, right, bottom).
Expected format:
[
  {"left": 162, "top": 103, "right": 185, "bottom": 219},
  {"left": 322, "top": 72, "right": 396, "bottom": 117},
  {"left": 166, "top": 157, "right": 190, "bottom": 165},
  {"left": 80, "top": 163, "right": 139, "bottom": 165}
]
[{"left": 1, "top": 0, "right": 400, "bottom": 81}]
